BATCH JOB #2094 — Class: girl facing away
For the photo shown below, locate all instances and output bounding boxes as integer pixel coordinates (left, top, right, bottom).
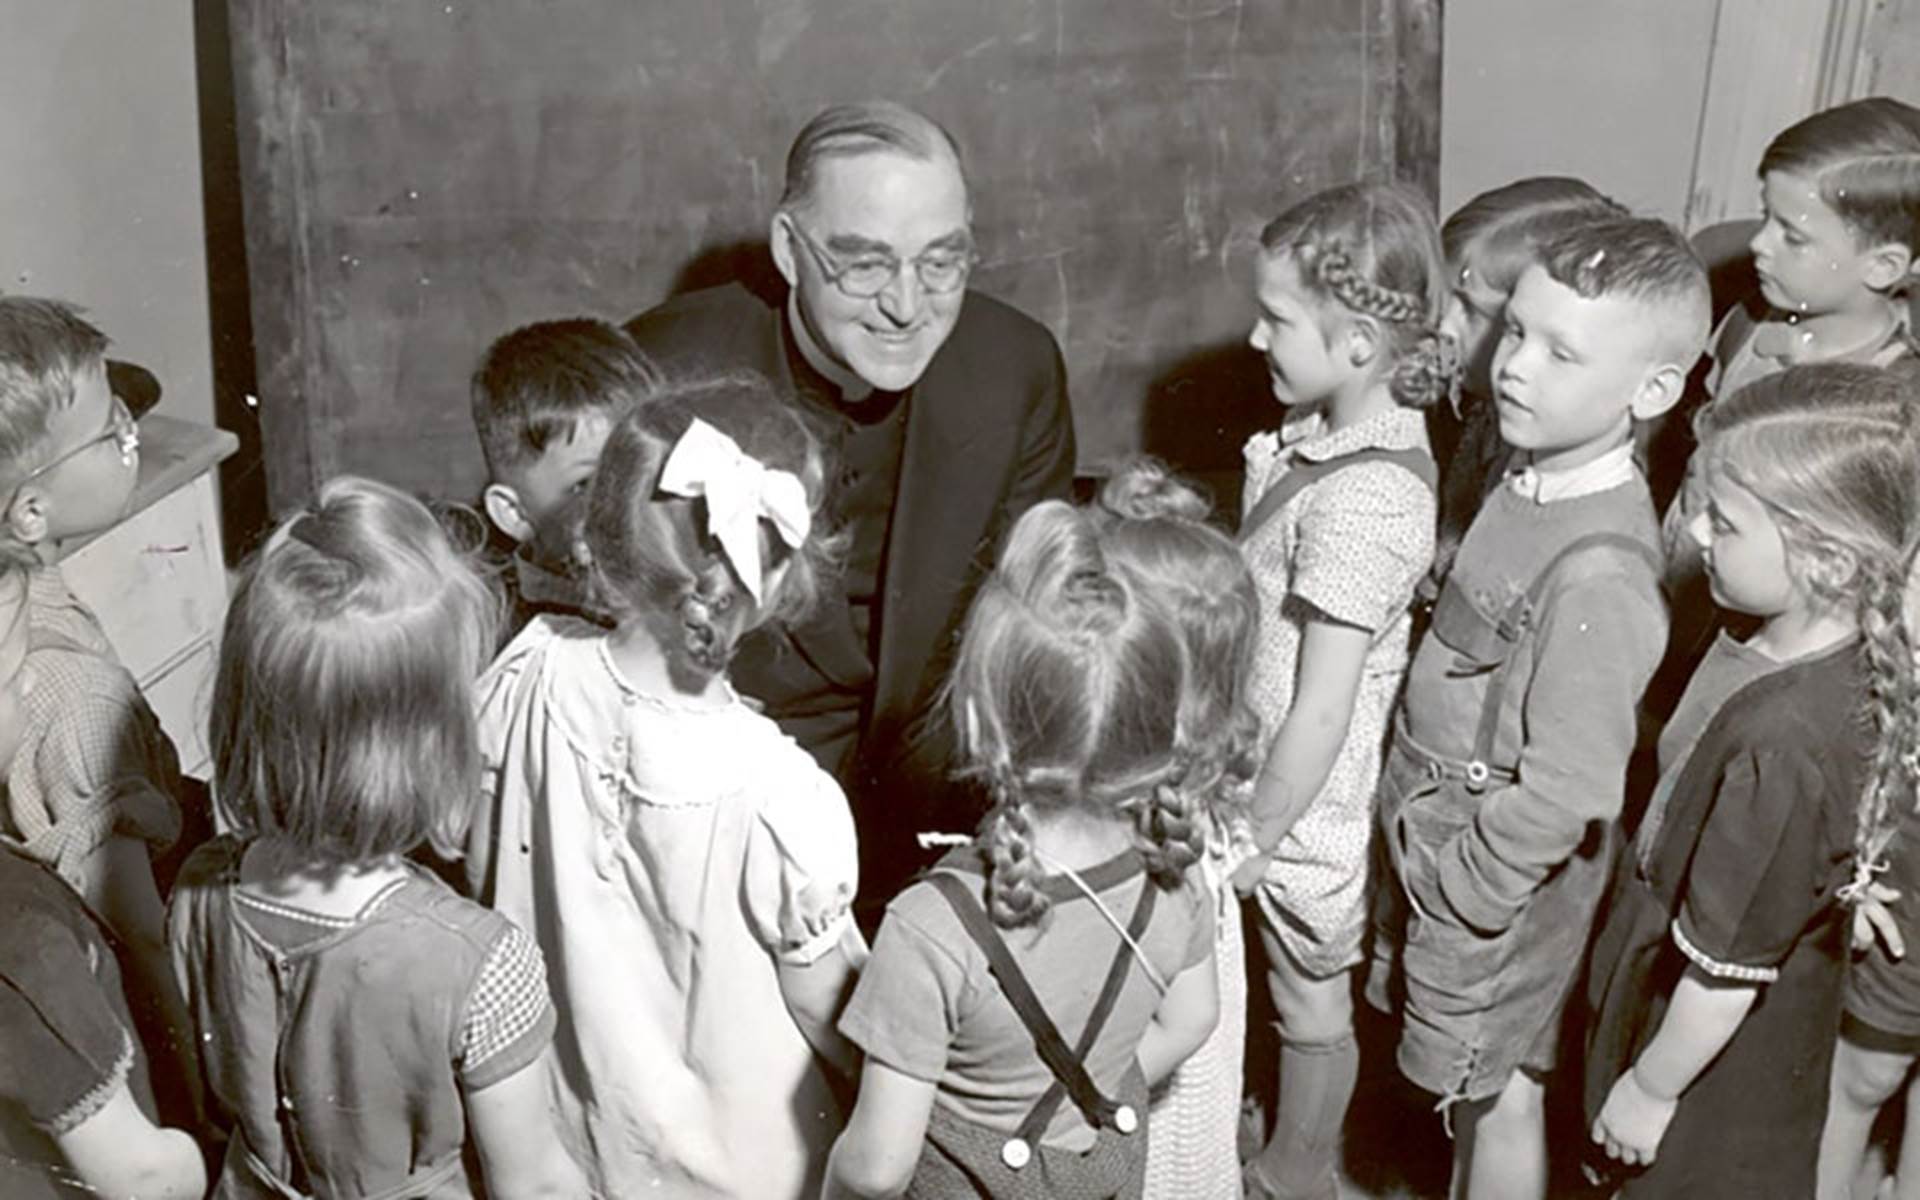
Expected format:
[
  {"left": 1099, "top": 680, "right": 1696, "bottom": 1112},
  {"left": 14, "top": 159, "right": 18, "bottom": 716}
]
[
  {"left": 825, "top": 499, "right": 1220, "bottom": 1199},
  {"left": 1580, "top": 362, "right": 1919, "bottom": 1199},
  {"left": 1432, "top": 177, "right": 1628, "bottom": 586},
  {"left": 1232, "top": 181, "right": 1452, "bottom": 1200},
  {"left": 168, "top": 475, "right": 584, "bottom": 1199},
  {"left": 465, "top": 371, "right": 863, "bottom": 1199},
  {"left": 1098, "top": 459, "right": 1261, "bottom": 1200}
]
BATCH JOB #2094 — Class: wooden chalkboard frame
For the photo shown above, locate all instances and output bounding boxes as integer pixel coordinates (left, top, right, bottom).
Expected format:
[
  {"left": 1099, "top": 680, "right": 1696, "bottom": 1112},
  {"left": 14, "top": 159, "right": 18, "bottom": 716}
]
[{"left": 230, "top": 0, "right": 1442, "bottom": 514}]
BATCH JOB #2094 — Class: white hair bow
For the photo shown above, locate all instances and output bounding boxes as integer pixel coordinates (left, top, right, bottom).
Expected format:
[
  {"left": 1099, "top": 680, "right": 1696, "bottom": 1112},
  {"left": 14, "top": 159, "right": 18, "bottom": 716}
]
[{"left": 657, "top": 418, "right": 812, "bottom": 604}]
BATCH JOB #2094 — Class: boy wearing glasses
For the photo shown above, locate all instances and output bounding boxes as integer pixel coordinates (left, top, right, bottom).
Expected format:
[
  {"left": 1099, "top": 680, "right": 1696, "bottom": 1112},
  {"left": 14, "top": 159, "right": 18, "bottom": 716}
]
[
  {"left": 0, "top": 297, "right": 196, "bottom": 1128},
  {"left": 627, "top": 100, "right": 1076, "bottom": 914}
]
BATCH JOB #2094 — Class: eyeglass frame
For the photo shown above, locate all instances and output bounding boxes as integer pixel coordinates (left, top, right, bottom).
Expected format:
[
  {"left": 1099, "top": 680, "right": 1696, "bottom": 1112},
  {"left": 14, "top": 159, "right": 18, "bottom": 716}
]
[
  {"left": 785, "top": 219, "right": 979, "bottom": 300},
  {"left": 5, "top": 393, "right": 141, "bottom": 497}
]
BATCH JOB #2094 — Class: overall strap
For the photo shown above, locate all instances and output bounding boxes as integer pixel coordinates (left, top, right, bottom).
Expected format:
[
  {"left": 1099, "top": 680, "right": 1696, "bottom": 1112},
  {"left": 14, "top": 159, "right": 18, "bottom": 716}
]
[
  {"left": 1464, "top": 532, "right": 1663, "bottom": 787},
  {"left": 1240, "top": 446, "right": 1439, "bottom": 544},
  {"left": 924, "top": 870, "right": 1156, "bottom": 1139}
]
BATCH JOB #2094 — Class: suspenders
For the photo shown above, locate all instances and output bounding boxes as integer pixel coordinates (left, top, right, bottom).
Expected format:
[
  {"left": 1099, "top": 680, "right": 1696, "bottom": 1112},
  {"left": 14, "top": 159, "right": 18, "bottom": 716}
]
[
  {"left": 1415, "top": 531, "right": 1665, "bottom": 790},
  {"left": 924, "top": 870, "right": 1157, "bottom": 1170},
  {"left": 1239, "top": 445, "right": 1439, "bottom": 544}
]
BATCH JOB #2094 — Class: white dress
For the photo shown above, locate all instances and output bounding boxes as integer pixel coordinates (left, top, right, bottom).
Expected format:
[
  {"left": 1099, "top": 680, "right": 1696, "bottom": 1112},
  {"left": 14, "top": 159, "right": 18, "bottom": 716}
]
[
  {"left": 1241, "top": 406, "right": 1435, "bottom": 976},
  {"left": 469, "top": 617, "right": 859, "bottom": 1199},
  {"left": 1144, "top": 810, "right": 1253, "bottom": 1199}
]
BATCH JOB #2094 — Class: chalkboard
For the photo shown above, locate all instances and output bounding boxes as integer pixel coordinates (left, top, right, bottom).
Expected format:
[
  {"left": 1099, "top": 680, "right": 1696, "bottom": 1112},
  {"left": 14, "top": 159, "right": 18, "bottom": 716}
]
[{"left": 230, "top": 0, "right": 1440, "bottom": 513}]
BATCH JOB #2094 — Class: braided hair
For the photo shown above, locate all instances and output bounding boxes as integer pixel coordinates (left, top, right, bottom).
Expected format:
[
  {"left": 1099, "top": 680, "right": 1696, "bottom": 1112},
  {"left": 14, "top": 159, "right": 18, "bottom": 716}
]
[
  {"left": 1259, "top": 182, "right": 1455, "bottom": 409},
  {"left": 1699, "top": 363, "right": 1920, "bottom": 898},
  {"left": 950, "top": 500, "right": 1196, "bottom": 927}
]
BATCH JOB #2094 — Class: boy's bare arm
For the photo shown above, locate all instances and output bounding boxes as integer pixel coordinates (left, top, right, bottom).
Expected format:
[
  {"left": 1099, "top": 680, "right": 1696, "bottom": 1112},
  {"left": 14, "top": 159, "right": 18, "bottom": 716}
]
[{"left": 1430, "top": 569, "right": 1665, "bottom": 933}]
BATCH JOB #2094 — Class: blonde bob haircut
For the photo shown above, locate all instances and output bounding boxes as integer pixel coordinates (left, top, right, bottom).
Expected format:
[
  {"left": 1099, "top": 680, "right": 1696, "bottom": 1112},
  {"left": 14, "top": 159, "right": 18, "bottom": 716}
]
[{"left": 211, "top": 475, "right": 500, "bottom": 865}]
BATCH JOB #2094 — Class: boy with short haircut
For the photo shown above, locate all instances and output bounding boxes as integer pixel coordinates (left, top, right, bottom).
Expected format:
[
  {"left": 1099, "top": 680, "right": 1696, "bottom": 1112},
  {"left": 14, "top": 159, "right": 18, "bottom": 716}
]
[
  {"left": 470, "top": 317, "right": 660, "bottom": 636},
  {"left": 1371, "top": 219, "right": 1709, "bottom": 1199},
  {"left": 0, "top": 297, "right": 191, "bottom": 1098}
]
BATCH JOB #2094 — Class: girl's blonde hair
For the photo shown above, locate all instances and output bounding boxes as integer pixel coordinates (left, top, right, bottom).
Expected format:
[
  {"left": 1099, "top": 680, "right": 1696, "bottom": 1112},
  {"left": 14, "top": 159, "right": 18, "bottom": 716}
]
[
  {"left": 950, "top": 500, "right": 1200, "bottom": 928},
  {"left": 1698, "top": 362, "right": 1920, "bottom": 882},
  {"left": 582, "top": 370, "right": 837, "bottom": 682},
  {"left": 1259, "top": 181, "right": 1456, "bottom": 409},
  {"left": 211, "top": 475, "right": 501, "bottom": 865},
  {"left": 1096, "top": 459, "right": 1260, "bottom": 813}
]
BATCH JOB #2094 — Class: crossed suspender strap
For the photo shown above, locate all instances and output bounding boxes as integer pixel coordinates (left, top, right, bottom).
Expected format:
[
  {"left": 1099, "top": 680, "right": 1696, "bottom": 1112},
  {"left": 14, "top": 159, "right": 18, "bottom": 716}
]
[
  {"left": 1460, "top": 531, "right": 1665, "bottom": 788},
  {"left": 1239, "top": 445, "right": 1439, "bottom": 544},
  {"left": 924, "top": 870, "right": 1156, "bottom": 1145}
]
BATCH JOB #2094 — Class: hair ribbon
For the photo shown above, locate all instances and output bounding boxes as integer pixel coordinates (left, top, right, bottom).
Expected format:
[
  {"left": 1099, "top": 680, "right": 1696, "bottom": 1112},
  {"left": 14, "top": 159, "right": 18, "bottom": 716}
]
[{"left": 658, "top": 418, "right": 811, "bottom": 603}]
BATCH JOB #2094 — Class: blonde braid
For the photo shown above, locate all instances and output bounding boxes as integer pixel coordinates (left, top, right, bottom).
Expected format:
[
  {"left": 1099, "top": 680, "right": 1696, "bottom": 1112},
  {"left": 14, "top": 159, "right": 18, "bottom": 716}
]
[
  {"left": 1845, "top": 549, "right": 1920, "bottom": 902},
  {"left": 1313, "top": 243, "right": 1425, "bottom": 325},
  {"left": 982, "top": 773, "right": 1049, "bottom": 927}
]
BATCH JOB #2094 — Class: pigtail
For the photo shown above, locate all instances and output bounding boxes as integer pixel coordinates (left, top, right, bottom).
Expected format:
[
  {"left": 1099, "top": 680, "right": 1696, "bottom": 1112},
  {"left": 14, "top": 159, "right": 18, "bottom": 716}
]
[
  {"left": 1388, "top": 329, "right": 1461, "bottom": 411},
  {"left": 1126, "top": 763, "right": 1206, "bottom": 887},
  {"left": 1846, "top": 539, "right": 1920, "bottom": 903},
  {"left": 982, "top": 772, "right": 1051, "bottom": 927}
]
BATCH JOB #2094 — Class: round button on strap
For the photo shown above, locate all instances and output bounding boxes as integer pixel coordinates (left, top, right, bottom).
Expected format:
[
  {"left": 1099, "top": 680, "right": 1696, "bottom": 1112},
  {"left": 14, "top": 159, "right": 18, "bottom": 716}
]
[
  {"left": 1001, "top": 1137, "right": 1032, "bottom": 1170},
  {"left": 1114, "top": 1104, "right": 1139, "bottom": 1134}
]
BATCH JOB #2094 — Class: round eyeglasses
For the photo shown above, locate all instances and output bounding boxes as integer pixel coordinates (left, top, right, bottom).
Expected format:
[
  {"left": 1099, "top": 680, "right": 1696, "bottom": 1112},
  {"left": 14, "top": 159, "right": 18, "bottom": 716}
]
[
  {"left": 788, "top": 221, "right": 977, "bottom": 299},
  {"left": 9, "top": 394, "right": 140, "bottom": 493}
]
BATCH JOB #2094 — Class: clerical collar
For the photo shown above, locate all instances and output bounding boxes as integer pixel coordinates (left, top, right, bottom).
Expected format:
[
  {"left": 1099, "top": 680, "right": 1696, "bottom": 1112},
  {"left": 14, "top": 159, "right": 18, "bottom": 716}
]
[{"left": 786, "top": 292, "right": 874, "bottom": 402}]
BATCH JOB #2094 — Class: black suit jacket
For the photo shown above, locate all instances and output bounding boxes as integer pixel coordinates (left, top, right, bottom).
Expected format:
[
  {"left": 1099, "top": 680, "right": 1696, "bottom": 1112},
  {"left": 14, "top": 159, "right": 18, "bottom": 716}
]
[{"left": 626, "top": 282, "right": 1075, "bottom": 888}]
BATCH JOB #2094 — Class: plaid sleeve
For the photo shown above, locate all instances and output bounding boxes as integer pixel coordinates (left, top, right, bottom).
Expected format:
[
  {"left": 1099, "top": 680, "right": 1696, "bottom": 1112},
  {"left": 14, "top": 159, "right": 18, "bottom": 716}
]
[{"left": 457, "top": 922, "right": 555, "bottom": 1092}]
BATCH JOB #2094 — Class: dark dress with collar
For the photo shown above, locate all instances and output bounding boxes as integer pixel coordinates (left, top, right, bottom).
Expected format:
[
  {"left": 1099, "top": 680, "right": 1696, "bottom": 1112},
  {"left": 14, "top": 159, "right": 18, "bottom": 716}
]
[
  {"left": 1581, "top": 637, "right": 1869, "bottom": 1199},
  {"left": 627, "top": 282, "right": 1076, "bottom": 909}
]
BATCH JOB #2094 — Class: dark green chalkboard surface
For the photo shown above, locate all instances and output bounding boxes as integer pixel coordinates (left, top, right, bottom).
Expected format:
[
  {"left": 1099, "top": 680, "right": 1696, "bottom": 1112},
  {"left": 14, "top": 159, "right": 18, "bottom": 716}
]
[{"left": 231, "top": 0, "right": 1439, "bottom": 511}]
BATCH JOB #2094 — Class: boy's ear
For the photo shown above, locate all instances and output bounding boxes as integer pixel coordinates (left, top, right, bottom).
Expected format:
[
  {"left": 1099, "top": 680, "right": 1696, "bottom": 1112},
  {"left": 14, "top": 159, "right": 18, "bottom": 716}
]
[
  {"left": 1629, "top": 360, "right": 1689, "bottom": 422},
  {"left": 769, "top": 211, "right": 800, "bottom": 289},
  {"left": 482, "top": 483, "right": 535, "bottom": 545},
  {"left": 1862, "top": 240, "right": 1915, "bottom": 293},
  {"left": 4, "top": 488, "right": 50, "bottom": 552}
]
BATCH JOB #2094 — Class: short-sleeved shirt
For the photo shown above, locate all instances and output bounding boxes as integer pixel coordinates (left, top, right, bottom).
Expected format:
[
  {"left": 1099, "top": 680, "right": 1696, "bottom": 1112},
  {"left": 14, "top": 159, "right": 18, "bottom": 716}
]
[
  {"left": 469, "top": 616, "right": 861, "bottom": 1199},
  {"left": 4, "top": 567, "right": 180, "bottom": 901},
  {"left": 842, "top": 847, "right": 1212, "bottom": 1152},
  {"left": 0, "top": 847, "right": 160, "bottom": 1199},
  {"left": 1240, "top": 405, "right": 1435, "bottom": 974}
]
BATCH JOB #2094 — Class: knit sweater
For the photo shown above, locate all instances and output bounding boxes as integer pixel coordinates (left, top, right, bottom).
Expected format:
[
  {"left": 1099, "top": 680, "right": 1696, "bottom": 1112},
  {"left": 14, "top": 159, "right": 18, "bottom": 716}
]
[{"left": 1400, "top": 476, "right": 1667, "bottom": 933}]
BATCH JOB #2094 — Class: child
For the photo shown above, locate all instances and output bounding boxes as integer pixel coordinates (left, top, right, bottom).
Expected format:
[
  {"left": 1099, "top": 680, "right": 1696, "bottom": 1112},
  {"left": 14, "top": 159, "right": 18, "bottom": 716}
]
[
  {"left": 1098, "top": 459, "right": 1261, "bottom": 1200},
  {"left": 1230, "top": 181, "right": 1450, "bottom": 1200},
  {"left": 168, "top": 475, "right": 583, "bottom": 1198},
  {"left": 0, "top": 296, "right": 188, "bottom": 1090},
  {"left": 0, "top": 570, "right": 204, "bottom": 1200},
  {"left": 1373, "top": 216, "right": 1708, "bottom": 1200},
  {"left": 467, "top": 371, "right": 862, "bottom": 1198},
  {"left": 1581, "top": 363, "right": 1916, "bottom": 1198},
  {"left": 470, "top": 316, "right": 660, "bottom": 636},
  {"left": 826, "top": 498, "right": 1219, "bottom": 1199},
  {"left": 1660, "top": 99, "right": 1920, "bottom": 691},
  {"left": 1432, "top": 178, "right": 1627, "bottom": 586}
]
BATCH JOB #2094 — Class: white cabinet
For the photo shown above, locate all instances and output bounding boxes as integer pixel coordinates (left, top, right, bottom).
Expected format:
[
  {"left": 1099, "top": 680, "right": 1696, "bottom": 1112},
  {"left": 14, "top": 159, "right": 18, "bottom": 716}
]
[{"left": 60, "top": 415, "right": 239, "bottom": 781}]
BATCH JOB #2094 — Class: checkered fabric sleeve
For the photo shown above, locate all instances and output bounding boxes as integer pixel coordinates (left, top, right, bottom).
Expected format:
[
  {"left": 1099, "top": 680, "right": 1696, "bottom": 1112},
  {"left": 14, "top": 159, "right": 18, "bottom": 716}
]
[
  {"left": 457, "top": 921, "right": 556, "bottom": 1091},
  {"left": 9, "top": 651, "right": 181, "bottom": 893}
]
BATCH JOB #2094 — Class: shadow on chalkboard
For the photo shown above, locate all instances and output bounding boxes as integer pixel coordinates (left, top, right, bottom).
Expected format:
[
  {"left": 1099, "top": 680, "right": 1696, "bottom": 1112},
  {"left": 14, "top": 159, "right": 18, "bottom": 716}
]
[
  {"left": 1138, "top": 340, "right": 1271, "bottom": 526},
  {"left": 665, "top": 239, "right": 786, "bottom": 308}
]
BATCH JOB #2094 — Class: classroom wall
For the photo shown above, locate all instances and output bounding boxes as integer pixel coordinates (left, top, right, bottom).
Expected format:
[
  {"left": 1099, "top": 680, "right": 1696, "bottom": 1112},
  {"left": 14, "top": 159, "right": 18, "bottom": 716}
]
[
  {"left": 0, "top": 2, "right": 215, "bottom": 429},
  {"left": 1866, "top": 0, "right": 1920, "bottom": 107},
  {"left": 1439, "top": 0, "right": 1719, "bottom": 223}
]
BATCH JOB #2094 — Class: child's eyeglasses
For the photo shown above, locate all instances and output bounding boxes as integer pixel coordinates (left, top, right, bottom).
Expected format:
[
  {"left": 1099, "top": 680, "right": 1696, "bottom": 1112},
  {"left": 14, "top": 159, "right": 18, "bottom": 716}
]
[
  {"left": 10, "top": 395, "right": 140, "bottom": 492},
  {"left": 787, "top": 221, "right": 978, "bottom": 299}
]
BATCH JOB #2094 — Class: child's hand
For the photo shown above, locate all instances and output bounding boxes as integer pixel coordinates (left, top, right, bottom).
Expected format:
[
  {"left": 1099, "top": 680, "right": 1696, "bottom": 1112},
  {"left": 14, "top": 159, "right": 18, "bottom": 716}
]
[
  {"left": 1591, "top": 1067, "right": 1678, "bottom": 1168},
  {"left": 1229, "top": 852, "right": 1270, "bottom": 897},
  {"left": 1850, "top": 883, "right": 1905, "bottom": 959}
]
